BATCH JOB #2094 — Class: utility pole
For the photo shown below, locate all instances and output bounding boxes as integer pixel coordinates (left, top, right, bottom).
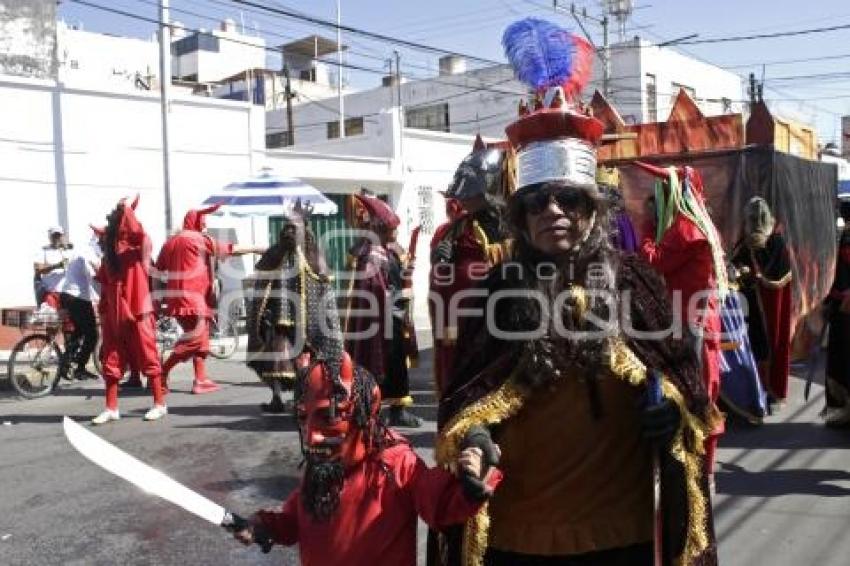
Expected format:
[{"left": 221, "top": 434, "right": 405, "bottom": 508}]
[
  {"left": 336, "top": 0, "right": 345, "bottom": 138},
  {"left": 283, "top": 63, "right": 295, "bottom": 146},
  {"left": 158, "top": 0, "right": 173, "bottom": 233},
  {"left": 555, "top": 2, "right": 611, "bottom": 98},
  {"left": 395, "top": 50, "right": 402, "bottom": 123},
  {"left": 280, "top": 46, "right": 295, "bottom": 146},
  {"left": 394, "top": 50, "right": 404, "bottom": 170}
]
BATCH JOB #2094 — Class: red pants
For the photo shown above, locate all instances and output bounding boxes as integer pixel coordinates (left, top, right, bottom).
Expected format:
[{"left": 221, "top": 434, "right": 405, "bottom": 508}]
[
  {"left": 100, "top": 313, "right": 164, "bottom": 409},
  {"left": 162, "top": 315, "right": 210, "bottom": 382},
  {"left": 703, "top": 338, "right": 723, "bottom": 474}
]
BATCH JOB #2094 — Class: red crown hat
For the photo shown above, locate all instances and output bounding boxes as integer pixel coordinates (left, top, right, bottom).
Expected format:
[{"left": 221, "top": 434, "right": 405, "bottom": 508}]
[{"left": 502, "top": 18, "right": 603, "bottom": 189}]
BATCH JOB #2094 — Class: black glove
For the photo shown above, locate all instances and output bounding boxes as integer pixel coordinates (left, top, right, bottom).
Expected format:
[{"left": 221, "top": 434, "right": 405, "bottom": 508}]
[
  {"left": 640, "top": 397, "right": 681, "bottom": 449},
  {"left": 222, "top": 512, "right": 274, "bottom": 553},
  {"left": 431, "top": 240, "right": 454, "bottom": 264},
  {"left": 459, "top": 425, "right": 500, "bottom": 502}
]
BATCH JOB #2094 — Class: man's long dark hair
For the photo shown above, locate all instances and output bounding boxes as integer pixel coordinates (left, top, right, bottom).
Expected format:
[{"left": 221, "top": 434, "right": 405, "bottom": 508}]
[
  {"left": 102, "top": 205, "right": 124, "bottom": 275},
  {"left": 503, "top": 182, "right": 617, "bottom": 397}
]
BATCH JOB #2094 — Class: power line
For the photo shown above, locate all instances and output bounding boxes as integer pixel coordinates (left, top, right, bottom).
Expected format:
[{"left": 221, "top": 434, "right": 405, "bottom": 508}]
[
  {"left": 68, "top": 0, "right": 529, "bottom": 99},
  {"left": 140, "top": 0, "right": 531, "bottom": 93},
  {"left": 230, "top": 0, "right": 504, "bottom": 66},
  {"left": 662, "top": 21, "right": 850, "bottom": 46},
  {"left": 720, "top": 52, "right": 850, "bottom": 70}
]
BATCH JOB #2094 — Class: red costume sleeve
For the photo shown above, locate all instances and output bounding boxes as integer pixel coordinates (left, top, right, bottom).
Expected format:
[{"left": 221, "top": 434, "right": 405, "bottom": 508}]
[
  {"left": 392, "top": 444, "right": 501, "bottom": 530},
  {"left": 154, "top": 238, "right": 173, "bottom": 272},
  {"left": 641, "top": 234, "right": 697, "bottom": 277},
  {"left": 204, "top": 236, "right": 234, "bottom": 259},
  {"left": 254, "top": 490, "right": 300, "bottom": 546}
]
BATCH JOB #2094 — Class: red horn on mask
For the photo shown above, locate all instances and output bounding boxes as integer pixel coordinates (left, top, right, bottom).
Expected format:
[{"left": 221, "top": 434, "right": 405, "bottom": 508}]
[
  {"left": 89, "top": 224, "right": 105, "bottom": 237},
  {"left": 129, "top": 194, "right": 140, "bottom": 210}
]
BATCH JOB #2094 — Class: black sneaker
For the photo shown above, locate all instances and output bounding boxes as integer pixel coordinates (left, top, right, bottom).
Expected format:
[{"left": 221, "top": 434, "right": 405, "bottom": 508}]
[
  {"left": 388, "top": 406, "right": 422, "bottom": 428},
  {"left": 74, "top": 369, "right": 100, "bottom": 381},
  {"left": 261, "top": 397, "right": 292, "bottom": 414}
]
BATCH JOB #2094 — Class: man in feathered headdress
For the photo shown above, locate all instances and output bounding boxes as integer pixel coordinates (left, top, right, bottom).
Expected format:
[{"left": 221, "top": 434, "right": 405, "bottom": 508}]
[
  {"left": 430, "top": 136, "right": 513, "bottom": 399},
  {"left": 636, "top": 161, "right": 727, "bottom": 475},
  {"left": 93, "top": 196, "right": 167, "bottom": 424},
  {"left": 155, "top": 204, "right": 265, "bottom": 395},
  {"left": 344, "top": 191, "right": 422, "bottom": 427},
  {"left": 432, "top": 18, "right": 719, "bottom": 566},
  {"left": 245, "top": 200, "right": 344, "bottom": 414}
]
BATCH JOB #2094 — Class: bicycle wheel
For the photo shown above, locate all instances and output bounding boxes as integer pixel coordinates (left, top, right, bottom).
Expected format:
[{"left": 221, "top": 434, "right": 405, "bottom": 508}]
[
  {"left": 208, "top": 318, "right": 239, "bottom": 359},
  {"left": 7, "top": 334, "right": 64, "bottom": 399}
]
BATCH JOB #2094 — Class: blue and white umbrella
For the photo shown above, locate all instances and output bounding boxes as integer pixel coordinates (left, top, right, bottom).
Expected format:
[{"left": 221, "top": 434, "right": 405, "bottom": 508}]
[{"left": 202, "top": 170, "right": 337, "bottom": 217}]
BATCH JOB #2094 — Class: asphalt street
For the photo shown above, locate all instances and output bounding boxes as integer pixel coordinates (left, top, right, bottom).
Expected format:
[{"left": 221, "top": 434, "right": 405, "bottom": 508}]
[{"left": 0, "top": 343, "right": 848, "bottom": 566}]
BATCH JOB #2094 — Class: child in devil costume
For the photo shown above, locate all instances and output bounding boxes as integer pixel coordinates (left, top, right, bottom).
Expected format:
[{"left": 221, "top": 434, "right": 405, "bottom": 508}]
[
  {"left": 233, "top": 352, "right": 502, "bottom": 565},
  {"left": 92, "top": 196, "right": 167, "bottom": 424}
]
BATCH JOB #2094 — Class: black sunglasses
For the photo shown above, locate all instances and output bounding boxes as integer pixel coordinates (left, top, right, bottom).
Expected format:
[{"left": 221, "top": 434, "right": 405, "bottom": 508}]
[{"left": 519, "top": 186, "right": 594, "bottom": 216}]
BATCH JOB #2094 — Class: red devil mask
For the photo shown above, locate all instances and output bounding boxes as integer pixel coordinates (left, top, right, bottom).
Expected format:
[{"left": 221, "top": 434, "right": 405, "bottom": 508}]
[
  {"left": 296, "top": 353, "right": 380, "bottom": 469},
  {"left": 182, "top": 204, "right": 222, "bottom": 232}
]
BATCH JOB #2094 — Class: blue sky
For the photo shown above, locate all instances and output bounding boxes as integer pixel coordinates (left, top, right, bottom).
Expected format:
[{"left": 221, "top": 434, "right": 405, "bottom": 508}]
[{"left": 60, "top": 0, "right": 850, "bottom": 143}]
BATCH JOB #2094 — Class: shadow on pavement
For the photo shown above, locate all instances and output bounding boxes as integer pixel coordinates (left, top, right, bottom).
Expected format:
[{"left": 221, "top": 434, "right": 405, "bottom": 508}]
[
  {"left": 719, "top": 420, "right": 850, "bottom": 450},
  {"left": 174, "top": 416, "right": 298, "bottom": 433},
  {"left": 159, "top": 403, "right": 277, "bottom": 418},
  {"left": 204, "top": 473, "right": 300, "bottom": 502},
  {"left": 716, "top": 461, "right": 850, "bottom": 497}
]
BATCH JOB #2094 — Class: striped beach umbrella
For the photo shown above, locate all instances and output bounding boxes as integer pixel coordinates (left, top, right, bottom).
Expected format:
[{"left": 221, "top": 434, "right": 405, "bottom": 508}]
[{"left": 202, "top": 169, "right": 337, "bottom": 217}]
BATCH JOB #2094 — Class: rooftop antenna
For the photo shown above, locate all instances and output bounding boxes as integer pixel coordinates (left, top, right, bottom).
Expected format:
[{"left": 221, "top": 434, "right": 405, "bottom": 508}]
[{"left": 605, "top": 0, "right": 634, "bottom": 42}]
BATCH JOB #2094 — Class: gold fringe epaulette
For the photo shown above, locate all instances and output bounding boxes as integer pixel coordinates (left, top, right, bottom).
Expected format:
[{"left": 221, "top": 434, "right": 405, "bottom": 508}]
[
  {"left": 470, "top": 221, "right": 512, "bottom": 268},
  {"left": 436, "top": 375, "right": 527, "bottom": 566}
]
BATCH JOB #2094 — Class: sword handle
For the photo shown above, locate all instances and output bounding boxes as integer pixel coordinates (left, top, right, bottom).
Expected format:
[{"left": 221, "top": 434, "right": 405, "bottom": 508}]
[{"left": 223, "top": 511, "right": 274, "bottom": 554}]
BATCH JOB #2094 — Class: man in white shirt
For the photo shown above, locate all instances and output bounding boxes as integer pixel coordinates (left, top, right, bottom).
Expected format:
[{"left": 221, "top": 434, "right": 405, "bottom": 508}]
[
  {"left": 58, "top": 234, "right": 102, "bottom": 380},
  {"left": 33, "top": 226, "right": 71, "bottom": 313}
]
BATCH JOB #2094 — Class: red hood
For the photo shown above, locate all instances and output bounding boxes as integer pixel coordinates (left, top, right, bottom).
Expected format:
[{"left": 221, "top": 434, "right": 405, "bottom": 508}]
[{"left": 182, "top": 204, "right": 222, "bottom": 232}]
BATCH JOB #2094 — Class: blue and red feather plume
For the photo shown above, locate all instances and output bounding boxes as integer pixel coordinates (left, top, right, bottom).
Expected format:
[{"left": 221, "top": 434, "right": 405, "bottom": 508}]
[{"left": 502, "top": 18, "right": 593, "bottom": 100}]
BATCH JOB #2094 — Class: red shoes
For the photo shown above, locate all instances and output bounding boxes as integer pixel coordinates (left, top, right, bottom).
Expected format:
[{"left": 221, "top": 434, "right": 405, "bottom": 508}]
[{"left": 192, "top": 379, "right": 220, "bottom": 395}]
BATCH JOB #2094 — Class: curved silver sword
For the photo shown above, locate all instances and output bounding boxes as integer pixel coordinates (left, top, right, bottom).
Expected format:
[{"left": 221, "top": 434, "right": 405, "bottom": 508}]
[{"left": 62, "top": 416, "right": 272, "bottom": 551}]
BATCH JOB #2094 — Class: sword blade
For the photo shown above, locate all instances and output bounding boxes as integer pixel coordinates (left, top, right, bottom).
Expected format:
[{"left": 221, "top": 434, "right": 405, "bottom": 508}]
[{"left": 62, "top": 416, "right": 226, "bottom": 526}]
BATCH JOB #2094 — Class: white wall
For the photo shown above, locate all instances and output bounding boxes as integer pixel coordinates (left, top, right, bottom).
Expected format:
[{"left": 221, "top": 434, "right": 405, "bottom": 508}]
[
  {"left": 0, "top": 74, "right": 264, "bottom": 307},
  {"left": 173, "top": 28, "right": 266, "bottom": 84},
  {"left": 57, "top": 23, "right": 159, "bottom": 91},
  {"left": 274, "top": 65, "right": 523, "bottom": 147},
  {"left": 278, "top": 40, "right": 744, "bottom": 152}
]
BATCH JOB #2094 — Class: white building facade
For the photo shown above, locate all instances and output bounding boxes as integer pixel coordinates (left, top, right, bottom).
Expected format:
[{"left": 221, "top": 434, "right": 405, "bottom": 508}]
[{"left": 271, "top": 40, "right": 744, "bottom": 150}]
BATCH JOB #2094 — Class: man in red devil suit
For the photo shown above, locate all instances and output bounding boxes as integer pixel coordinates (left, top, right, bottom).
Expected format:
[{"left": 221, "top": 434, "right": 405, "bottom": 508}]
[
  {"left": 155, "top": 205, "right": 264, "bottom": 394},
  {"left": 637, "top": 162, "right": 727, "bottom": 476},
  {"left": 429, "top": 137, "right": 513, "bottom": 399},
  {"left": 92, "top": 196, "right": 167, "bottom": 425},
  {"left": 232, "top": 353, "right": 502, "bottom": 565},
  {"left": 344, "top": 192, "right": 422, "bottom": 427}
]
